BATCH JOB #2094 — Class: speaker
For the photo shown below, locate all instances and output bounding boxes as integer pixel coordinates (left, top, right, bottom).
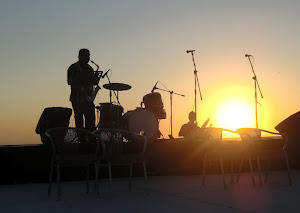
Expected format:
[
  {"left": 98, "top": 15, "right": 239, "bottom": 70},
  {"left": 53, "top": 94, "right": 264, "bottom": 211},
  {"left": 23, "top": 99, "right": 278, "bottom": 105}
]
[{"left": 35, "top": 107, "right": 72, "bottom": 144}]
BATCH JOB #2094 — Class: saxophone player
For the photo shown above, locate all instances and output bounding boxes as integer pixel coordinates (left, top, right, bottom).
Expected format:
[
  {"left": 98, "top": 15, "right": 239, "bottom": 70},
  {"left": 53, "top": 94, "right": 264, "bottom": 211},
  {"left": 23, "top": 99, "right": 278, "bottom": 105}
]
[{"left": 67, "top": 48, "right": 100, "bottom": 131}]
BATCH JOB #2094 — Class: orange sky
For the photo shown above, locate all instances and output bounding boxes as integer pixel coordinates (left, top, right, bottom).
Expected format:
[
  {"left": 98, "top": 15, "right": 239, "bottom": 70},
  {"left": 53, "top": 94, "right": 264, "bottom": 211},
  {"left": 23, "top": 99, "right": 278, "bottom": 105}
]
[{"left": 1, "top": 1, "right": 300, "bottom": 145}]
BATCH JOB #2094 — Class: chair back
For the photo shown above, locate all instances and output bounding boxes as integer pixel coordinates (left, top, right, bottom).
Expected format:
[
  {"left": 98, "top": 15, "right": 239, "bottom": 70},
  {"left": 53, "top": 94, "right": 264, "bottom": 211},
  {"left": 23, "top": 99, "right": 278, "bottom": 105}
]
[
  {"left": 236, "top": 128, "right": 261, "bottom": 143},
  {"left": 93, "top": 129, "right": 147, "bottom": 162},
  {"left": 204, "top": 127, "right": 238, "bottom": 142},
  {"left": 235, "top": 128, "right": 288, "bottom": 150},
  {"left": 45, "top": 127, "right": 104, "bottom": 164},
  {"left": 205, "top": 127, "right": 223, "bottom": 143}
]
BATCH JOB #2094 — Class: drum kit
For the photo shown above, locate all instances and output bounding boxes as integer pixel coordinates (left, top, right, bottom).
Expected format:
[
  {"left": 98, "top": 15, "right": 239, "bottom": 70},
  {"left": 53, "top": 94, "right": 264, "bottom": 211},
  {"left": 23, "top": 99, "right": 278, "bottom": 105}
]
[{"left": 95, "top": 82, "right": 166, "bottom": 141}]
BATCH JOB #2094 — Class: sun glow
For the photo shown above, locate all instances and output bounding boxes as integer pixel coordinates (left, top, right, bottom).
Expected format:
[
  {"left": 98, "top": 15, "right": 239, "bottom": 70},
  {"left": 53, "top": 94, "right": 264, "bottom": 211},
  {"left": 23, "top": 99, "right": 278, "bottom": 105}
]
[{"left": 215, "top": 99, "right": 255, "bottom": 131}]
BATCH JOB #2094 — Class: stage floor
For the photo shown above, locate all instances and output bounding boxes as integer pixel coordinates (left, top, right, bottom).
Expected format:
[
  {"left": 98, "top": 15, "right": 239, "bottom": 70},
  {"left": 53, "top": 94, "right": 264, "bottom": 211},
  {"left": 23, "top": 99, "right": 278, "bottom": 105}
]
[{"left": 0, "top": 170, "right": 299, "bottom": 213}]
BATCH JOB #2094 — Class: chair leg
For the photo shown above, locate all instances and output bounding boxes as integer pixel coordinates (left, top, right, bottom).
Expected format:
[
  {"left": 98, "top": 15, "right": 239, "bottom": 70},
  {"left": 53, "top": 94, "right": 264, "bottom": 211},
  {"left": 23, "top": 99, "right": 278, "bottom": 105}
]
[
  {"left": 95, "top": 161, "right": 100, "bottom": 196},
  {"left": 143, "top": 160, "right": 149, "bottom": 195},
  {"left": 86, "top": 166, "right": 90, "bottom": 194},
  {"left": 284, "top": 151, "right": 292, "bottom": 186},
  {"left": 264, "top": 159, "right": 271, "bottom": 183},
  {"left": 230, "top": 159, "right": 234, "bottom": 184},
  {"left": 56, "top": 162, "right": 61, "bottom": 201},
  {"left": 256, "top": 155, "right": 262, "bottom": 186},
  {"left": 248, "top": 153, "right": 256, "bottom": 187},
  {"left": 236, "top": 158, "right": 244, "bottom": 183},
  {"left": 108, "top": 162, "right": 112, "bottom": 186},
  {"left": 220, "top": 155, "right": 226, "bottom": 189},
  {"left": 202, "top": 154, "right": 206, "bottom": 186},
  {"left": 129, "top": 163, "right": 133, "bottom": 192},
  {"left": 48, "top": 157, "right": 54, "bottom": 196}
]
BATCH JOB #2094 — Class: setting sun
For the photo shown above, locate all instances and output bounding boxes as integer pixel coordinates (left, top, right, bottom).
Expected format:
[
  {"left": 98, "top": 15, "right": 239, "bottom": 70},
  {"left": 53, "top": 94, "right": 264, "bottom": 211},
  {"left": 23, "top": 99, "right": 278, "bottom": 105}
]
[{"left": 215, "top": 99, "right": 255, "bottom": 131}]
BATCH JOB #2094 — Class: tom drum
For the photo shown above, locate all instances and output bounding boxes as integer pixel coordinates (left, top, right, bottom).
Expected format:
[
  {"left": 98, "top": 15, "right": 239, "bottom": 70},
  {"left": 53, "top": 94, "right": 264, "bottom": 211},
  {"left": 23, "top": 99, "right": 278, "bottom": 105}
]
[{"left": 99, "top": 103, "right": 123, "bottom": 129}]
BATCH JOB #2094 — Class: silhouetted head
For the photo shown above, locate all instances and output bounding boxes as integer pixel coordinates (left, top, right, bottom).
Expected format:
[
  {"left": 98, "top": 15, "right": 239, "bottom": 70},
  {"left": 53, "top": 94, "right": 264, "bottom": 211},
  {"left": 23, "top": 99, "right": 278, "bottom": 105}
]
[
  {"left": 188, "top": 111, "right": 196, "bottom": 123},
  {"left": 78, "top": 48, "right": 90, "bottom": 64}
]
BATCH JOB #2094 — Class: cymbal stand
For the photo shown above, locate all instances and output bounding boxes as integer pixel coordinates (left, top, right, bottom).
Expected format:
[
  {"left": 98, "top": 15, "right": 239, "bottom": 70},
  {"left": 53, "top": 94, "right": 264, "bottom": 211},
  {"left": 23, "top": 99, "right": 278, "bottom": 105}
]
[
  {"left": 104, "top": 71, "right": 121, "bottom": 105},
  {"left": 246, "top": 55, "right": 263, "bottom": 129},
  {"left": 155, "top": 86, "right": 185, "bottom": 139},
  {"left": 187, "top": 50, "right": 203, "bottom": 124}
]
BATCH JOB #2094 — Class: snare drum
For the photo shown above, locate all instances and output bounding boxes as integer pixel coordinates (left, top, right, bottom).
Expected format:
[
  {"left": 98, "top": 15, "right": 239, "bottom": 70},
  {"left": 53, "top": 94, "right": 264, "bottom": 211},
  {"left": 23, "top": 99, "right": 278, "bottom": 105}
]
[
  {"left": 123, "top": 108, "right": 158, "bottom": 140},
  {"left": 99, "top": 103, "right": 123, "bottom": 129}
]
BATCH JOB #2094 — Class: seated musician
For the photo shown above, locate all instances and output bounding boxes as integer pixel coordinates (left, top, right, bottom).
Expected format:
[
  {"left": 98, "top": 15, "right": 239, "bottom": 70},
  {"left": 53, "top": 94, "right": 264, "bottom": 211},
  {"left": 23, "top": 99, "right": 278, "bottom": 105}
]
[{"left": 179, "top": 111, "right": 210, "bottom": 140}]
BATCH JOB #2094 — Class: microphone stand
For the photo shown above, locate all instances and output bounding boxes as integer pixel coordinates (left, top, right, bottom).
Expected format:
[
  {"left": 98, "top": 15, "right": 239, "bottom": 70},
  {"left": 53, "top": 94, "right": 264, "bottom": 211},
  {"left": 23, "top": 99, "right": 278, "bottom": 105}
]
[
  {"left": 104, "top": 70, "right": 121, "bottom": 105},
  {"left": 246, "top": 55, "right": 263, "bottom": 129},
  {"left": 187, "top": 50, "right": 203, "bottom": 125},
  {"left": 154, "top": 86, "right": 185, "bottom": 139}
]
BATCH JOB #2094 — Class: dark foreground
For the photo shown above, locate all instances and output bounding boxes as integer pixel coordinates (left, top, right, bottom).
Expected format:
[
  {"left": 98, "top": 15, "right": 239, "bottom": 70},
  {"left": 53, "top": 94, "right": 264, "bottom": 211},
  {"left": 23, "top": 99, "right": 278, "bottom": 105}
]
[{"left": 0, "top": 171, "right": 299, "bottom": 213}]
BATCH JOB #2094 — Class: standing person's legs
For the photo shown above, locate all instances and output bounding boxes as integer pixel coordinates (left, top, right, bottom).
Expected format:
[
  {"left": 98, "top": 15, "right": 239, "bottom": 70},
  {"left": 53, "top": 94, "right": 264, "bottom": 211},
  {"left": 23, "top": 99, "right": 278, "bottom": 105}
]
[
  {"left": 83, "top": 102, "right": 96, "bottom": 131},
  {"left": 72, "top": 102, "right": 84, "bottom": 128}
]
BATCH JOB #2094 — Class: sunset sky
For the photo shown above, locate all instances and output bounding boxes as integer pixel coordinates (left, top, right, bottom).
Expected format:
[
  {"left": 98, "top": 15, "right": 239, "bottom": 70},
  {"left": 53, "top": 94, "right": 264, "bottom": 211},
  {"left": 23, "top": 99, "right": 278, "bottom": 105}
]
[{"left": 1, "top": 0, "right": 300, "bottom": 145}]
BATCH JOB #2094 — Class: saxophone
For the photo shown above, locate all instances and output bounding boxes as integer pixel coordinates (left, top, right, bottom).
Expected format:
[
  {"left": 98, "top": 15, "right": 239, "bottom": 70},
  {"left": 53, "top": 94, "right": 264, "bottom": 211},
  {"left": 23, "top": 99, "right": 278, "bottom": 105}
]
[
  {"left": 87, "top": 84, "right": 100, "bottom": 102},
  {"left": 87, "top": 60, "right": 101, "bottom": 102}
]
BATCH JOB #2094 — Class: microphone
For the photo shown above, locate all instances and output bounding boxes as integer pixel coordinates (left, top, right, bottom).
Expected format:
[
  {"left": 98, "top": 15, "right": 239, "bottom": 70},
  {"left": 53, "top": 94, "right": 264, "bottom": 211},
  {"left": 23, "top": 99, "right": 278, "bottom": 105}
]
[
  {"left": 151, "top": 81, "right": 158, "bottom": 93},
  {"left": 245, "top": 54, "right": 252, "bottom": 57},
  {"left": 186, "top": 50, "right": 195, "bottom": 53},
  {"left": 102, "top": 69, "right": 110, "bottom": 78}
]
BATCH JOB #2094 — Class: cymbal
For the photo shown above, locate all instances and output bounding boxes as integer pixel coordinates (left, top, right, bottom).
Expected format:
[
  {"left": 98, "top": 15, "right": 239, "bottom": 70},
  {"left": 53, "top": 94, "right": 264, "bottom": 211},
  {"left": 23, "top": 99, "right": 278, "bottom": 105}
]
[{"left": 103, "top": 83, "right": 131, "bottom": 91}]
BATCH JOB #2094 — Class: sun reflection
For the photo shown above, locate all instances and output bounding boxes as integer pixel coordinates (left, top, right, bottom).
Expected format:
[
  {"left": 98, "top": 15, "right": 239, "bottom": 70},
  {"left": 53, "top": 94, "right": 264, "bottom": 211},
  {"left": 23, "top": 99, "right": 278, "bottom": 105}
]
[{"left": 215, "top": 99, "right": 255, "bottom": 131}]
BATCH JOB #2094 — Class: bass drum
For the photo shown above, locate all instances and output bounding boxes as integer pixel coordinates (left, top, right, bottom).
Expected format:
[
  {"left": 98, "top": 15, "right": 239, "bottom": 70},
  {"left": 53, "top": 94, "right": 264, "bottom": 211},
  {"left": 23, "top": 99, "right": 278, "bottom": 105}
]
[{"left": 123, "top": 108, "right": 158, "bottom": 141}]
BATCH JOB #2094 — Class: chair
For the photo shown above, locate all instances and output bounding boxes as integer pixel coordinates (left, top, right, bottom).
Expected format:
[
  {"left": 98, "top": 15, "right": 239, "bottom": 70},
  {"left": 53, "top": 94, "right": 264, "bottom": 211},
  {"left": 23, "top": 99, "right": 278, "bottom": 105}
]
[
  {"left": 235, "top": 128, "right": 292, "bottom": 186},
  {"left": 275, "top": 111, "right": 300, "bottom": 168},
  {"left": 45, "top": 127, "right": 105, "bottom": 200},
  {"left": 93, "top": 128, "right": 149, "bottom": 194},
  {"left": 201, "top": 127, "right": 254, "bottom": 189}
]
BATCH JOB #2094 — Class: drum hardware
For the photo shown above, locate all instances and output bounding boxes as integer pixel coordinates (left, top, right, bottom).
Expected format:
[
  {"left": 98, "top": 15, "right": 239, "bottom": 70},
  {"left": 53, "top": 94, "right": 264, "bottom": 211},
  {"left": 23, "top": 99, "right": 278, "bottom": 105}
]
[
  {"left": 94, "top": 67, "right": 131, "bottom": 130},
  {"left": 151, "top": 81, "right": 185, "bottom": 139},
  {"left": 103, "top": 83, "right": 131, "bottom": 91},
  {"left": 103, "top": 82, "right": 131, "bottom": 106},
  {"left": 99, "top": 69, "right": 122, "bottom": 106}
]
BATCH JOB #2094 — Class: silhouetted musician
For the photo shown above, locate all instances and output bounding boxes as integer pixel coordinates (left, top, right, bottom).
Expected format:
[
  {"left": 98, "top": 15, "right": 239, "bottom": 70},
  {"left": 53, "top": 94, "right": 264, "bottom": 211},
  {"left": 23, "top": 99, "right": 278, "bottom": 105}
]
[
  {"left": 179, "top": 111, "right": 201, "bottom": 140},
  {"left": 67, "top": 48, "right": 100, "bottom": 131}
]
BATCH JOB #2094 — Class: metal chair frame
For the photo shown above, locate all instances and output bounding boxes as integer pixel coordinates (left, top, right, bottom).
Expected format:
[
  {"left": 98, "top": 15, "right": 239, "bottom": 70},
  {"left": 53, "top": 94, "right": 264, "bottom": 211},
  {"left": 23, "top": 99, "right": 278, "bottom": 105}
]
[
  {"left": 236, "top": 128, "right": 292, "bottom": 186},
  {"left": 45, "top": 127, "right": 105, "bottom": 200},
  {"left": 201, "top": 127, "right": 255, "bottom": 189},
  {"left": 93, "top": 128, "right": 149, "bottom": 195}
]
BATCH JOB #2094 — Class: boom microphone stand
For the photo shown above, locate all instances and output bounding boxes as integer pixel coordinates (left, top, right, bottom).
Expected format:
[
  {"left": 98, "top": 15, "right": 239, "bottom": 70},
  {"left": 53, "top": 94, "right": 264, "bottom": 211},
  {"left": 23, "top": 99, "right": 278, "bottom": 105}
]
[
  {"left": 187, "top": 50, "right": 203, "bottom": 124},
  {"left": 245, "top": 54, "right": 263, "bottom": 129},
  {"left": 153, "top": 84, "right": 185, "bottom": 139}
]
